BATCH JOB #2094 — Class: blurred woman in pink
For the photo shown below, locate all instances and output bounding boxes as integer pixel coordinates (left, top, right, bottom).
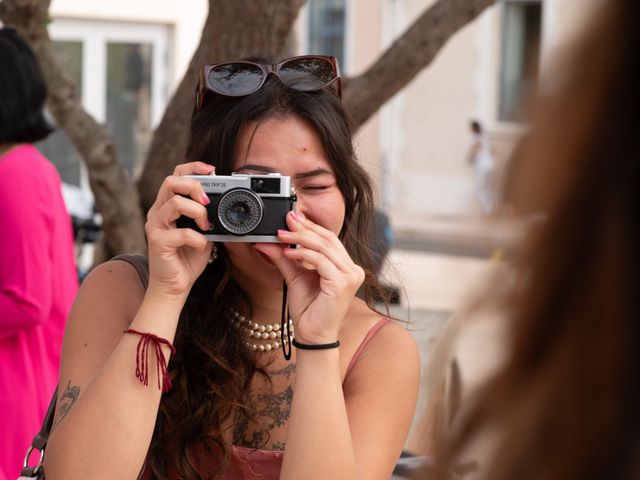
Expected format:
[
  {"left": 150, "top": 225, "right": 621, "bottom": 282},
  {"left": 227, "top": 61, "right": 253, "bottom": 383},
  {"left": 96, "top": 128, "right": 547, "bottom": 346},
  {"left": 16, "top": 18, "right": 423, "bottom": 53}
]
[{"left": 0, "top": 27, "right": 78, "bottom": 479}]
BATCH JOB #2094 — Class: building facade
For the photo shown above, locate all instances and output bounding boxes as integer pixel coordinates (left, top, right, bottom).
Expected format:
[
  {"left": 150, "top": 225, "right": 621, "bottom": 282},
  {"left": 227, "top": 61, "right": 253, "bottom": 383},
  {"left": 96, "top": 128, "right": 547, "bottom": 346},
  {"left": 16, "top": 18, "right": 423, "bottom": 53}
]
[{"left": 42, "top": 0, "right": 597, "bottom": 223}]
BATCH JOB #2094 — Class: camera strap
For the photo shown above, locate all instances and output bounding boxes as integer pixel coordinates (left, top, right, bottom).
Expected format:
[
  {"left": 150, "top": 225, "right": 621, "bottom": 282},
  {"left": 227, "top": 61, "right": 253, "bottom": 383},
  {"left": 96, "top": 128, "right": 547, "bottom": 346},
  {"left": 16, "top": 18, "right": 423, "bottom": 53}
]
[{"left": 280, "top": 279, "right": 292, "bottom": 360}]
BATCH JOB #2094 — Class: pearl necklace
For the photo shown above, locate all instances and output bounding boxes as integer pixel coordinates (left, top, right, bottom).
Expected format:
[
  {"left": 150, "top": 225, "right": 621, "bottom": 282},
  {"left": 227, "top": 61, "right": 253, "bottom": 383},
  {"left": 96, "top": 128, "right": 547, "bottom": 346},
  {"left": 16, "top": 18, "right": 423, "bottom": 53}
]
[{"left": 229, "top": 307, "right": 294, "bottom": 353}]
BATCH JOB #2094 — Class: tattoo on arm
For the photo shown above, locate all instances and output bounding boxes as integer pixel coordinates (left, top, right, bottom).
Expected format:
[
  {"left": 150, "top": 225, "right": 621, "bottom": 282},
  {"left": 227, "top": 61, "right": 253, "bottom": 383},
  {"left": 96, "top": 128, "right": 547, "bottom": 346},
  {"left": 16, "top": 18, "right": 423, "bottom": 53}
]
[{"left": 52, "top": 380, "right": 80, "bottom": 431}]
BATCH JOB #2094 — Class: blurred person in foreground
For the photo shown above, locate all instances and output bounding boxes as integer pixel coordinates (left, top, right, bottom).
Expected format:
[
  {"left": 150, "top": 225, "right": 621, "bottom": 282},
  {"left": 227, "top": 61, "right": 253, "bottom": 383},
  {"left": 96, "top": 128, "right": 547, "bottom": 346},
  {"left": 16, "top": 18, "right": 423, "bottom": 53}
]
[
  {"left": 408, "top": 0, "right": 640, "bottom": 478},
  {"left": 0, "top": 27, "right": 78, "bottom": 478}
]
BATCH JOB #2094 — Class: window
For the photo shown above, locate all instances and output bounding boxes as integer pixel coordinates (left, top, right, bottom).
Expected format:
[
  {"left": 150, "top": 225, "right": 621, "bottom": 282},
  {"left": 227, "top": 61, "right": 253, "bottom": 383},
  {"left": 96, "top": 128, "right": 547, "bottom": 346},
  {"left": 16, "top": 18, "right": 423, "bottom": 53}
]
[
  {"left": 499, "top": 0, "right": 542, "bottom": 122},
  {"left": 40, "top": 41, "right": 84, "bottom": 186},
  {"left": 37, "top": 19, "right": 169, "bottom": 191},
  {"left": 106, "top": 42, "right": 154, "bottom": 179},
  {"left": 307, "top": 0, "right": 347, "bottom": 68}
]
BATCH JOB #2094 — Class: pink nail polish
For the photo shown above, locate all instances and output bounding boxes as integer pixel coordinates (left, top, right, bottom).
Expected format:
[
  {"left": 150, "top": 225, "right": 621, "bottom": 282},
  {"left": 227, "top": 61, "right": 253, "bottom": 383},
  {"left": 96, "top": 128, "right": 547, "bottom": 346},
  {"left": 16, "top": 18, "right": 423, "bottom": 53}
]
[
  {"left": 202, "top": 193, "right": 210, "bottom": 205},
  {"left": 278, "top": 229, "right": 290, "bottom": 236},
  {"left": 289, "top": 211, "right": 299, "bottom": 221}
]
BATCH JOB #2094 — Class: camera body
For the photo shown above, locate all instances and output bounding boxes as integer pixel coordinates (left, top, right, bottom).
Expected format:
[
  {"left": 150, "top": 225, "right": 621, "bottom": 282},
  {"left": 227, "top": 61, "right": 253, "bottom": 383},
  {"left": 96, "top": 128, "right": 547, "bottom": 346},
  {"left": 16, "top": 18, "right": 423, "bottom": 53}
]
[{"left": 177, "top": 173, "right": 296, "bottom": 242}]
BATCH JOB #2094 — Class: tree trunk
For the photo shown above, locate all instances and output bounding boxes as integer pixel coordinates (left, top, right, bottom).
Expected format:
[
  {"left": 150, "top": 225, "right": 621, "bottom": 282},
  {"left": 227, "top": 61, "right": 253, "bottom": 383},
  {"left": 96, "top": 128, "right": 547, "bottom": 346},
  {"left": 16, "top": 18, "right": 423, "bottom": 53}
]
[
  {"left": 137, "top": 0, "right": 305, "bottom": 212},
  {"left": 344, "top": 0, "right": 497, "bottom": 131},
  {"left": 0, "top": 0, "right": 148, "bottom": 256}
]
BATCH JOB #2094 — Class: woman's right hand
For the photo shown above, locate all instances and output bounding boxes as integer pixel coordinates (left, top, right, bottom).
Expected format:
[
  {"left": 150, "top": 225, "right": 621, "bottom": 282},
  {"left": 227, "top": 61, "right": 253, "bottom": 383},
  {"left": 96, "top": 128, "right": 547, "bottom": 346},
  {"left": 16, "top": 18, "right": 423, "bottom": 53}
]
[{"left": 145, "top": 161, "right": 214, "bottom": 302}]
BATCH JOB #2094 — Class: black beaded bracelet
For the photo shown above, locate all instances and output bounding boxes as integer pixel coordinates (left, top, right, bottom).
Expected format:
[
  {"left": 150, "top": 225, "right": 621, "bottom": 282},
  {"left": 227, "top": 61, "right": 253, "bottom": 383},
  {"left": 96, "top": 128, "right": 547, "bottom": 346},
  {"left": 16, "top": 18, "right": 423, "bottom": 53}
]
[{"left": 292, "top": 338, "right": 340, "bottom": 350}]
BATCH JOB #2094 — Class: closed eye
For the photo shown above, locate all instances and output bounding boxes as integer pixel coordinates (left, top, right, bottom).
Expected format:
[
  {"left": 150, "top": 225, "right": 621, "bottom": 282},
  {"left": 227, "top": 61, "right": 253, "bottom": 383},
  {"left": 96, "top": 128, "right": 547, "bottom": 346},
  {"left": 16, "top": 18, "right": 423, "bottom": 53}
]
[{"left": 297, "top": 184, "right": 332, "bottom": 191}]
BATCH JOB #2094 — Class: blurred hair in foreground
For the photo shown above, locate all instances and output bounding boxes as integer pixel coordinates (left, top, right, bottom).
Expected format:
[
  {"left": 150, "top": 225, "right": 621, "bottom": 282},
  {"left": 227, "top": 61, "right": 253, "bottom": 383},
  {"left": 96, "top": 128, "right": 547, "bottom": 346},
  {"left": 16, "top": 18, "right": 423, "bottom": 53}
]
[{"left": 422, "top": 0, "right": 640, "bottom": 478}]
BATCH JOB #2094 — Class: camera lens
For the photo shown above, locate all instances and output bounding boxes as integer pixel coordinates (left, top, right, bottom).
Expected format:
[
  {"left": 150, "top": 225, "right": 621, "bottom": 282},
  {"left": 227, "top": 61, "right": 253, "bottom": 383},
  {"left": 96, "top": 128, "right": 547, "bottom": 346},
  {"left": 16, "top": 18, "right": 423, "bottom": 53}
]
[
  {"left": 217, "top": 188, "right": 263, "bottom": 235},
  {"left": 229, "top": 202, "right": 250, "bottom": 224}
]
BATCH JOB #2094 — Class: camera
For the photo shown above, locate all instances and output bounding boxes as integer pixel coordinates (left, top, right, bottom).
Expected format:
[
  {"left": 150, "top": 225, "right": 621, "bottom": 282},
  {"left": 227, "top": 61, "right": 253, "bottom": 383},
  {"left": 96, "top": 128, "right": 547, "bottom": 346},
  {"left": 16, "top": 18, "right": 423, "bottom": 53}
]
[{"left": 176, "top": 173, "right": 296, "bottom": 242}]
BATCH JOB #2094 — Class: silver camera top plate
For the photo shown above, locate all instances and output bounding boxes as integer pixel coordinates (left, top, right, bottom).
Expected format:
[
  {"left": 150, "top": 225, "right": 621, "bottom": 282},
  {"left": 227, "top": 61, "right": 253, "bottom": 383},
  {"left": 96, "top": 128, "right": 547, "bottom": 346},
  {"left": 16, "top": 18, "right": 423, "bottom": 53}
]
[{"left": 185, "top": 173, "right": 292, "bottom": 197}]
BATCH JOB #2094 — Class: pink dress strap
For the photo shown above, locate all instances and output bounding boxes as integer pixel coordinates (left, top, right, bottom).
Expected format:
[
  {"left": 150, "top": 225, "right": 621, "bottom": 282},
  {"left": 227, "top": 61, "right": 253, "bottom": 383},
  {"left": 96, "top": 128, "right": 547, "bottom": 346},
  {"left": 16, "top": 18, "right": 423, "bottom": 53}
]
[{"left": 344, "top": 318, "right": 391, "bottom": 381}]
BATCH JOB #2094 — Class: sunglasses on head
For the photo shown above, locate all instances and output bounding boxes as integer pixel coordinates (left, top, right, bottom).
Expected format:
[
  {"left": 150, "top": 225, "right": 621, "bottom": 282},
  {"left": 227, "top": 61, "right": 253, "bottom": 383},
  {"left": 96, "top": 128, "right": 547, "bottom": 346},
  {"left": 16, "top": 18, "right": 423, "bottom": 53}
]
[{"left": 196, "top": 55, "right": 342, "bottom": 111}]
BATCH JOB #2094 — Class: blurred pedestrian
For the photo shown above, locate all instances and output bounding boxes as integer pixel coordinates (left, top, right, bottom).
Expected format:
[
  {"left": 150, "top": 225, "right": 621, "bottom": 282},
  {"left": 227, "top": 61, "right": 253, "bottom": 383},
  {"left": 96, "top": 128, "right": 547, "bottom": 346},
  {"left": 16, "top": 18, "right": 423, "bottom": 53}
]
[
  {"left": 0, "top": 26, "right": 78, "bottom": 479},
  {"left": 466, "top": 120, "right": 496, "bottom": 215},
  {"left": 409, "top": 0, "right": 640, "bottom": 478}
]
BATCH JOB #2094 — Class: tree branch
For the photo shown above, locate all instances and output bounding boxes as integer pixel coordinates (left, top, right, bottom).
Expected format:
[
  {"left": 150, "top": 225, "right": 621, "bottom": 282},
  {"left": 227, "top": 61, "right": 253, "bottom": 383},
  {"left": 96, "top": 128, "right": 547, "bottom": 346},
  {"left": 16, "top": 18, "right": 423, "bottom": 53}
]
[{"left": 344, "top": 0, "right": 497, "bottom": 131}]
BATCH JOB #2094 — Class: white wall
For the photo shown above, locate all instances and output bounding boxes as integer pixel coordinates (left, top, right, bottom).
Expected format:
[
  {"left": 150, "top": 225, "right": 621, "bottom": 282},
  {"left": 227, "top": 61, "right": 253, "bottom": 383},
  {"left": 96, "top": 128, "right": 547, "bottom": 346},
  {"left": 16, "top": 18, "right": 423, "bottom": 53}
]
[
  {"left": 372, "top": 0, "right": 596, "bottom": 217},
  {"left": 348, "top": 0, "right": 384, "bottom": 199},
  {"left": 376, "top": 0, "right": 500, "bottom": 217}
]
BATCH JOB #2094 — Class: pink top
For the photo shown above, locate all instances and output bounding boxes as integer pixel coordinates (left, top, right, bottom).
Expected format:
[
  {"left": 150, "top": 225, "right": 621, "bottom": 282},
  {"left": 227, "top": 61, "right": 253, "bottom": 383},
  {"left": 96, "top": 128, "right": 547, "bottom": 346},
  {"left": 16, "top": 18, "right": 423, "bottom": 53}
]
[
  {"left": 140, "top": 318, "right": 391, "bottom": 480},
  {"left": 0, "top": 145, "right": 78, "bottom": 479}
]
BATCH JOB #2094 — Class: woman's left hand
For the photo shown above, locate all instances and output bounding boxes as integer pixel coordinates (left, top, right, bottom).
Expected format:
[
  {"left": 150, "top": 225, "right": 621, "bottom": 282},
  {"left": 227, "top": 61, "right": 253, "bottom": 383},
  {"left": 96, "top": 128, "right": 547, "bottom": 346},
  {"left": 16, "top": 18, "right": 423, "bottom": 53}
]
[{"left": 253, "top": 211, "right": 365, "bottom": 344}]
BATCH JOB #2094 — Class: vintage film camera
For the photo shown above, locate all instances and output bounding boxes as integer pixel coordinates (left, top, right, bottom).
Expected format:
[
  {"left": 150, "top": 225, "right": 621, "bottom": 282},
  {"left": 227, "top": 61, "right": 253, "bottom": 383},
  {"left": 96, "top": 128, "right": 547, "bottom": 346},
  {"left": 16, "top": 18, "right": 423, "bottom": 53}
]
[{"left": 177, "top": 173, "right": 296, "bottom": 242}]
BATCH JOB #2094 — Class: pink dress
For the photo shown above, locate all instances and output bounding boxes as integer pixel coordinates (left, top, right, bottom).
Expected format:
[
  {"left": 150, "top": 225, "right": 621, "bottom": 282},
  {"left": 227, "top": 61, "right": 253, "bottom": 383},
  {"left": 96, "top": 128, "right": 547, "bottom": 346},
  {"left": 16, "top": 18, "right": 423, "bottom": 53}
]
[{"left": 0, "top": 145, "right": 78, "bottom": 479}]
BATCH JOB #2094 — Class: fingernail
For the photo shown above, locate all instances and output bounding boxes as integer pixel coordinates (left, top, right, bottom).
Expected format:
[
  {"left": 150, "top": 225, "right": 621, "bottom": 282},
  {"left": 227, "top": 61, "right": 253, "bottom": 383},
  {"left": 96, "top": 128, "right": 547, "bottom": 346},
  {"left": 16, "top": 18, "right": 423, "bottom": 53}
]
[
  {"left": 201, "top": 192, "right": 210, "bottom": 205},
  {"left": 278, "top": 229, "right": 291, "bottom": 236},
  {"left": 297, "top": 212, "right": 306, "bottom": 220}
]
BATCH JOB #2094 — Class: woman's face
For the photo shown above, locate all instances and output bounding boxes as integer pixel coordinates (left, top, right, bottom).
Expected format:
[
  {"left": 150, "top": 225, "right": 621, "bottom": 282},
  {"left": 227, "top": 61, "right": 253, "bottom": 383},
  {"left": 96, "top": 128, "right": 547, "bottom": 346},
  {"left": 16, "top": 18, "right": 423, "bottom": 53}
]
[{"left": 224, "top": 114, "right": 346, "bottom": 290}]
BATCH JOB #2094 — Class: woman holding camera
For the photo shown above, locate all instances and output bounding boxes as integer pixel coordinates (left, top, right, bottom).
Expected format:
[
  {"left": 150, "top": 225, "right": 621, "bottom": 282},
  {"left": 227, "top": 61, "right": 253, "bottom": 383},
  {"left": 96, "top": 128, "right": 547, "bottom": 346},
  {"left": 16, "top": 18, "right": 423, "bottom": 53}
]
[{"left": 44, "top": 56, "right": 420, "bottom": 480}]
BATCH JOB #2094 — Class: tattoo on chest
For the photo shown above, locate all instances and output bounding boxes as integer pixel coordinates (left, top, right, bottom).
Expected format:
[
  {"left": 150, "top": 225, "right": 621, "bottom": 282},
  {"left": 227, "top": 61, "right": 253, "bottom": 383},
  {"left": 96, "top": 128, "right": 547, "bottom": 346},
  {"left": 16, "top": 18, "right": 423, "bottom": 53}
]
[
  {"left": 271, "top": 440, "right": 286, "bottom": 451},
  {"left": 231, "top": 364, "right": 296, "bottom": 450},
  {"left": 52, "top": 380, "right": 80, "bottom": 430},
  {"left": 271, "top": 363, "right": 296, "bottom": 380}
]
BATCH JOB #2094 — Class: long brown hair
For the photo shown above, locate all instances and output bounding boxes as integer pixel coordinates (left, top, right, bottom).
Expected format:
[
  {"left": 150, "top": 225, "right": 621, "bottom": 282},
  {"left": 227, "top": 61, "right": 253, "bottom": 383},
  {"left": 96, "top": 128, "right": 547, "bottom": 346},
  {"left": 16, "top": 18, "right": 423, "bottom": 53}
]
[
  {"left": 440, "top": 0, "right": 640, "bottom": 478},
  {"left": 148, "top": 72, "right": 388, "bottom": 479}
]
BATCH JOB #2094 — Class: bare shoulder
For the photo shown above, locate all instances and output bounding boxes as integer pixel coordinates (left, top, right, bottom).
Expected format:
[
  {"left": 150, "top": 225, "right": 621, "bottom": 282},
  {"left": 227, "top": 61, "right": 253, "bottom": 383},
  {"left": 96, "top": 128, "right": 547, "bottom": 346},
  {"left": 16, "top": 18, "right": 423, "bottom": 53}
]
[
  {"left": 71, "top": 258, "right": 146, "bottom": 329},
  {"left": 340, "top": 298, "right": 420, "bottom": 387},
  {"left": 57, "top": 259, "right": 146, "bottom": 391},
  {"left": 341, "top": 299, "right": 421, "bottom": 477}
]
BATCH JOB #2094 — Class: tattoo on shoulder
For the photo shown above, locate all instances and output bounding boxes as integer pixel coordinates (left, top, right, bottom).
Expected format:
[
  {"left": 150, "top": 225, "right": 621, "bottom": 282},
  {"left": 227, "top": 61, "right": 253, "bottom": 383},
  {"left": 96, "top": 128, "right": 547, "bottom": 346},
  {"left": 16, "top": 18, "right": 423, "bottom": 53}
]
[{"left": 52, "top": 380, "right": 80, "bottom": 430}]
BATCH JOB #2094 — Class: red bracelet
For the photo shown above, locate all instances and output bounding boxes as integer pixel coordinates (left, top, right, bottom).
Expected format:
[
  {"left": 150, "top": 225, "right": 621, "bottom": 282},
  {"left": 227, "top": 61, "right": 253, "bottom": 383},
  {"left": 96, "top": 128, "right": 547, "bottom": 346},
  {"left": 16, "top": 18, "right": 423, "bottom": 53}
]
[{"left": 124, "top": 328, "right": 176, "bottom": 393}]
